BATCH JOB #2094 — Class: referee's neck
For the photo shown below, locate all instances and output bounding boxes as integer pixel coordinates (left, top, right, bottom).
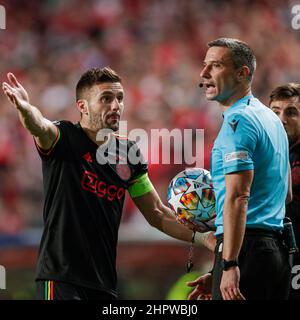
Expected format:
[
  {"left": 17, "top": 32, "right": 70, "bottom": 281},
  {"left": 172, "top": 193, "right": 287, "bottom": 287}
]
[{"left": 219, "top": 87, "right": 252, "bottom": 112}]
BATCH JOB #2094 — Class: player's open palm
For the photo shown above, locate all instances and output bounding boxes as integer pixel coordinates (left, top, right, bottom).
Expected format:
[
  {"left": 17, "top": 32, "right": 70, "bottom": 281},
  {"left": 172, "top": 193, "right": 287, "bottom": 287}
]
[
  {"left": 187, "top": 273, "right": 212, "bottom": 300},
  {"left": 2, "top": 73, "right": 30, "bottom": 111}
]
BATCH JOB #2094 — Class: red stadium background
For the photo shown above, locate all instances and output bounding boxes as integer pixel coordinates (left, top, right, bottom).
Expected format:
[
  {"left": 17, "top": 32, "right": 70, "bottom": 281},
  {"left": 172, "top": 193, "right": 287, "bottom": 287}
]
[{"left": 0, "top": 0, "right": 299, "bottom": 299}]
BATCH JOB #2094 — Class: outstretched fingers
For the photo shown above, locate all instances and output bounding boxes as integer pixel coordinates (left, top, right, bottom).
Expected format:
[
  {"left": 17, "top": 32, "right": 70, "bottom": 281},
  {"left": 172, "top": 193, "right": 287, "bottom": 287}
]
[
  {"left": 2, "top": 81, "right": 13, "bottom": 90},
  {"left": 2, "top": 82, "right": 17, "bottom": 104},
  {"left": 233, "top": 288, "right": 246, "bottom": 300},
  {"left": 186, "top": 279, "right": 201, "bottom": 287},
  {"left": 187, "top": 279, "right": 206, "bottom": 300},
  {"left": 7, "top": 72, "right": 20, "bottom": 87},
  {"left": 188, "top": 287, "right": 201, "bottom": 300},
  {"left": 198, "top": 294, "right": 212, "bottom": 300}
]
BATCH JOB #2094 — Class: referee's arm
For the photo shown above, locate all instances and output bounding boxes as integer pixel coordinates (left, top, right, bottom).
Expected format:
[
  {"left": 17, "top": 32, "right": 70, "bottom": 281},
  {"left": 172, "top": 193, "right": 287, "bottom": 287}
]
[{"left": 222, "top": 170, "right": 254, "bottom": 262}]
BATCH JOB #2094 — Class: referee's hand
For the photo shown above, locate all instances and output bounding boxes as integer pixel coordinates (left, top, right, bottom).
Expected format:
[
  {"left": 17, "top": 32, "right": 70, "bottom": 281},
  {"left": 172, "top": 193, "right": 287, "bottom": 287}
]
[{"left": 220, "top": 266, "right": 246, "bottom": 300}]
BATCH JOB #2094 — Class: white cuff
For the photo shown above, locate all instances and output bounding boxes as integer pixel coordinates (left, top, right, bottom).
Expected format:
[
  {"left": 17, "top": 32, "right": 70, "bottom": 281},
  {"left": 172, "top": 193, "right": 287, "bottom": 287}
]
[{"left": 194, "top": 231, "right": 210, "bottom": 246}]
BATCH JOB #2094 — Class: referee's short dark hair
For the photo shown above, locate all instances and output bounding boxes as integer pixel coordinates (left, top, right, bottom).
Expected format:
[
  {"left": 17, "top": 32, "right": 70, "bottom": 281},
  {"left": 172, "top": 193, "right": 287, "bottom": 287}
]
[
  {"left": 208, "top": 38, "right": 256, "bottom": 82},
  {"left": 76, "top": 67, "right": 122, "bottom": 101},
  {"left": 269, "top": 83, "right": 300, "bottom": 104}
]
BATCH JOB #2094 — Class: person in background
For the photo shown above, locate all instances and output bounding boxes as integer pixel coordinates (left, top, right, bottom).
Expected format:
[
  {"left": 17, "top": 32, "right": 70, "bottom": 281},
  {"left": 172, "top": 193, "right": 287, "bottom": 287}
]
[{"left": 270, "top": 83, "right": 300, "bottom": 300}]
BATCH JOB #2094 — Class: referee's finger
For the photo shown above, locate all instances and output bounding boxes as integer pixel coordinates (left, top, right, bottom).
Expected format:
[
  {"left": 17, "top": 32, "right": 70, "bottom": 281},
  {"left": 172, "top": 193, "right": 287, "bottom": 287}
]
[
  {"left": 228, "top": 288, "right": 236, "bottom": 300},
  {"left": 237, "top": 290, "right": 246, "bottom": 300},
  {"left": 222, "top": 289, "right": 230, "bottom": 300},
  {"left": 233, "top": 288, "right": 246, "bottom": 300}
]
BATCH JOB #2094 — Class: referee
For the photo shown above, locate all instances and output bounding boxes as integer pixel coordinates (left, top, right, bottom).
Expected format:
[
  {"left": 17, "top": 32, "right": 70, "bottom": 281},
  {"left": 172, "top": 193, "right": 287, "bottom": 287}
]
[
  {"left": 2, "top": 68, "right": 214, "bottom": 300},
  {"left": 270, "top": 83, "right": 300, "bottom": 300},
  {"left": 192, "top": 38, "right": 291, "bottom": 300}
]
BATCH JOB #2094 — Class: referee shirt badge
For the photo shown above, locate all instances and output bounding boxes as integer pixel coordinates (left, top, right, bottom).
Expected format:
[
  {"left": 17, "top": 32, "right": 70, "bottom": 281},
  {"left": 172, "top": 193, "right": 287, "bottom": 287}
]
[{"left": 224, "top": 151, "right": 249, "bottom": 163}]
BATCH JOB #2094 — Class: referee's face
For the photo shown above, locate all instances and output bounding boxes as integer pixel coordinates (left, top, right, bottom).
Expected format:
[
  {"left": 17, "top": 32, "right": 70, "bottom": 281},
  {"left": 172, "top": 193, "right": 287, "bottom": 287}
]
[
  {"left": 270, "top": 97, "right": 300, "bottom": 145},
  {"left": 86, "top": 82, "right": 124, "bottom": 132},
  {"left": 200, "top": 47, "right": 239, "bottom": 103}
]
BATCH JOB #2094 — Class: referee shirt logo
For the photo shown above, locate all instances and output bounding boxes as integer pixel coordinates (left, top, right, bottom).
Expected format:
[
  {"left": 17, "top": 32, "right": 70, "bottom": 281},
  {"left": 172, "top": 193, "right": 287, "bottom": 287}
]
[
  {"left": 228, "top": 119, "right": 239, "bottom": 132},
  {"left": 224, "top": 151, "right": 249, "bottom": 163}
]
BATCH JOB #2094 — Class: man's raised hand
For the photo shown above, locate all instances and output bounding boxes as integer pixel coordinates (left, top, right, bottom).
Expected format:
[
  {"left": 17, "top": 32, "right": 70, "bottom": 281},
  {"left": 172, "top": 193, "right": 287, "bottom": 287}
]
[{"left": 2, "top": 73, "right": 30, "bottom": 110}]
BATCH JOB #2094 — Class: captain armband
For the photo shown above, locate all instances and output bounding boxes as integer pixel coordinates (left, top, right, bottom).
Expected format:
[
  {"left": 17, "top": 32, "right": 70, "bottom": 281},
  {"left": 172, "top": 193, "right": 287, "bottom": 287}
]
[{"left": 128, "top": 173, "right": 154, "bottom": 198}]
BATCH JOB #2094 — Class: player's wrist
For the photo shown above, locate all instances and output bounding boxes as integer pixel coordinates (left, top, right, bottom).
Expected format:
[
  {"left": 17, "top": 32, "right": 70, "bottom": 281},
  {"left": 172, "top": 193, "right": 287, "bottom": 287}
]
[{"left": 17, "top": 101, "right": 32, "bottom": 113}]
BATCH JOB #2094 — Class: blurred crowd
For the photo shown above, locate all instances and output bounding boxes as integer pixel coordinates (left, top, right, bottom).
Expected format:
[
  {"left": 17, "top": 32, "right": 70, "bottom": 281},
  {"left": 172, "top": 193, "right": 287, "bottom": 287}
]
[{"left": 0, "top": 0, "right": 299, "bottom": 233}]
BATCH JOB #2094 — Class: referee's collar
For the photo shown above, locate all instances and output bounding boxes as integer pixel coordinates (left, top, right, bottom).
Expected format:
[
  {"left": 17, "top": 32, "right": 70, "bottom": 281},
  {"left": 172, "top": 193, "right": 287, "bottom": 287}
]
[{"left": 222, "top": 94, "right": 254, "bottom": 117}]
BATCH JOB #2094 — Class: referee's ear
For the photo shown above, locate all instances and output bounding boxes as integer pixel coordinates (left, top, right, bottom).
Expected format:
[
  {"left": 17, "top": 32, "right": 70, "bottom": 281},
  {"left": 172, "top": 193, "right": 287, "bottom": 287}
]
[
  {"left": 77, "top": 99, "right": 89, "bottom": 116},
  {"left": 236, "top": 66, "right": 251, "bottom": 83}
]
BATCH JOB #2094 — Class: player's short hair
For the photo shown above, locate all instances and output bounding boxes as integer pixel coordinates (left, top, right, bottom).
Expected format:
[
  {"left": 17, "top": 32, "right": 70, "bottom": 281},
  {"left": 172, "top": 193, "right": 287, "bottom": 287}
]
[
  {"left": 269, "top": 83, "right": 300, "bottom": 104},
  {"left": 208, "top": 38, "right": 256, "bottom": 82},
  {"left": 76, "top": 67, "right": 122, "bottom": 101}
]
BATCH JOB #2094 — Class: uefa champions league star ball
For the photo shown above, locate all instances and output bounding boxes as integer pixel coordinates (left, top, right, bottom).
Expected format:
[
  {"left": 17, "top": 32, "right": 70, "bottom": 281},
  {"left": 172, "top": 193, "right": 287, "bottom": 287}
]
[{"left": 167, "top": 168, "right": 216, "bottom": 232}]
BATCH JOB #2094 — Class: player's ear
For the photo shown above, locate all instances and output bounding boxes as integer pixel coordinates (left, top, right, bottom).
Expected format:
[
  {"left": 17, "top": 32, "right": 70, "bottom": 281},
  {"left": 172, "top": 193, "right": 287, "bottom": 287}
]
[
  {"left": 236, "top": 66, "right": 250, "bottom": 82},
  {"left": 77, "top": 99, "right": 89, "bottom": 116}
]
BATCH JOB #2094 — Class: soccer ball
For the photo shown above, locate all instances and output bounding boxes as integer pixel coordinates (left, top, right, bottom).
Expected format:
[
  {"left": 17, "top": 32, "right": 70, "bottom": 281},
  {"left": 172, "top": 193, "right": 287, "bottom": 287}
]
[{"left": 167, "top": 168, "right": 216, "bottom": 232}]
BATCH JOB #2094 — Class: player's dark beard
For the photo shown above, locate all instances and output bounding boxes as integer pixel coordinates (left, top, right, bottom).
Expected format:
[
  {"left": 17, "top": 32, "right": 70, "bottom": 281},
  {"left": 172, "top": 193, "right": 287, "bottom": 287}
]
[
  {"left": 89, "top": 113, "right": 103, "bottom": 131},
  {"left": 89, "top": 113, "right": 118, "bottom": 132}
]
